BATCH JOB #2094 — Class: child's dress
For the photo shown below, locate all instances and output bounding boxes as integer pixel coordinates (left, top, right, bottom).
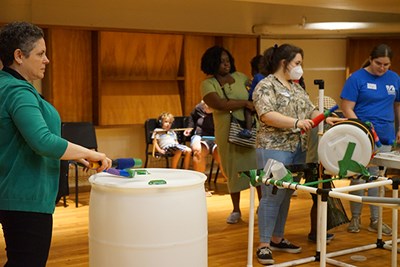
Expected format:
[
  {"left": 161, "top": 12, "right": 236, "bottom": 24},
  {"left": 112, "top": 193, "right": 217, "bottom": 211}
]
[{"left": 152, "top": 129, "right": 188, "bottom": 154}]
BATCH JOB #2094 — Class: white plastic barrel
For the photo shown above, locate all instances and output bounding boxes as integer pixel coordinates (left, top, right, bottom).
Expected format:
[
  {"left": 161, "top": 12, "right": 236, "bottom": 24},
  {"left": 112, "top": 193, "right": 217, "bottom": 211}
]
[
  {"left": 88, "top": 168, "right": 207, "bottom": 267},
  {"left": 318, "top": 123, "right": 373, "bottom": 176}
]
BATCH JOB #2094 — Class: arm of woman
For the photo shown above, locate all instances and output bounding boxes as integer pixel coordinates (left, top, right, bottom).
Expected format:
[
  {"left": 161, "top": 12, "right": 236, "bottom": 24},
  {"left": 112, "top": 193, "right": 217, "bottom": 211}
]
[
  {"left": 307, "top": 109, "right": 346, "bottom": 129},
  {"left": 203, "top": 92, "right": 253, "bottom": 112},
  {"left": 259, "top": 111, "right": 299, "bottom": 129},
  {"left": 184, "top": 108, "right": 196, "bottom": 136},
  {"left": 7, "top": 88, "right": 112, "bottom": 171},
  {"left": 260, "top": 109, "right": 344, "bottom": 132},
  {"left": 341, "top": 99, "right": 358, "bottom": 118},
  {"left": 395, "top": 102, "right": 400, "bottom": 144},
  {"left": 60, "top": 142, "right": 111, "bottom": 172}
]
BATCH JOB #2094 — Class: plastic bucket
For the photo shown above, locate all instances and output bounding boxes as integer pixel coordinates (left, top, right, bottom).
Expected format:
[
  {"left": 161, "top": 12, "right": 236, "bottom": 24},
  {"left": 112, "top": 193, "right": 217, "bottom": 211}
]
[
  {"left": 88, "top": 168, "right": 208, "bottom": 267},
  {"left": 318, "top": 119, "right": 374, "bottom": 176}
]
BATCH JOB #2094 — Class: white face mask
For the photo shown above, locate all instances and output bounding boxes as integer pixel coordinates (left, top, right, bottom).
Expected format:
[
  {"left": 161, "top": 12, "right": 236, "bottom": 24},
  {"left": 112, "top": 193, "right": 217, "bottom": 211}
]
[{"left": 289, "top": 65, "right": 303, "bottom": 80}]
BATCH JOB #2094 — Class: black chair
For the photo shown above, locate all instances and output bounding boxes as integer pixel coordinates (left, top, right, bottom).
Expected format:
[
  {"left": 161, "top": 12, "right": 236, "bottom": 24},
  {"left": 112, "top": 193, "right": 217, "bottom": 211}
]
[
  {"left": 59, "top": 122, "right": 98, "bottom": 207},
  {"left": 56, "top": 160, "right": 70, "bottom": 207},
  {"left": 173, "top": 116, "right": 190, "bottom": 144},
  {"left": 144, "top": 118, "right": 164, "bottom": 168},
  {"left": 144, "top": 116, "right": 189, "bottom": 168},
  {"left": 209, "top": 158, "right": 220, "bottom": 184},
  {"left": 182, "top": 116, "right": 219, "bottom": 182}
]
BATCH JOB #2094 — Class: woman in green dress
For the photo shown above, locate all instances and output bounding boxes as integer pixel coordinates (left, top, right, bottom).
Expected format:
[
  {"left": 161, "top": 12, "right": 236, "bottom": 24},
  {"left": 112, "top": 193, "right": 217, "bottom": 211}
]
[{"left": 201, "top": 45, "right": 257, "bottom": 224}]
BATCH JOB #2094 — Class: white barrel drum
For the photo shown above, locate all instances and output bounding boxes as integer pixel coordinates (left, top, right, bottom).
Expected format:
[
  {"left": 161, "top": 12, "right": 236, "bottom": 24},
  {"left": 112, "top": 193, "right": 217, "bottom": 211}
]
[
  {"left": 88, "top": 168, "right": 207, "bottom": 267},
  {"left": 318, "top": 119, "right": 374, "bottom": 176}
]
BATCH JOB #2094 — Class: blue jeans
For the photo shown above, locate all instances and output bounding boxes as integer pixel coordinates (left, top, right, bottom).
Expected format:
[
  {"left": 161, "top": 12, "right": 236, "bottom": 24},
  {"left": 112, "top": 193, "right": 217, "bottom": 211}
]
[
  {"left": 257, "top": 144, "right": 306, "bottom": 243},
  {"left": 349, "top": 144, "right": 391, "bottom": 220}
]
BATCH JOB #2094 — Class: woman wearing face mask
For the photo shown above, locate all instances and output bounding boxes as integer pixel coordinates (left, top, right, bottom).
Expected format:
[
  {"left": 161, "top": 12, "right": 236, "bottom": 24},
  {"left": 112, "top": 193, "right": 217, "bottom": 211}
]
[{"left": 252, "top": 44, "right": 343, "bottom": 265}]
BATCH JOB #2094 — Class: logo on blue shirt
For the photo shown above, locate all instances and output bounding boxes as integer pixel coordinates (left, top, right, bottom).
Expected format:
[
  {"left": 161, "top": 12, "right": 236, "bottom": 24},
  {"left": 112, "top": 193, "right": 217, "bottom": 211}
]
[{"left": 386, "top": 85, "right": 396, "bottom": 95}]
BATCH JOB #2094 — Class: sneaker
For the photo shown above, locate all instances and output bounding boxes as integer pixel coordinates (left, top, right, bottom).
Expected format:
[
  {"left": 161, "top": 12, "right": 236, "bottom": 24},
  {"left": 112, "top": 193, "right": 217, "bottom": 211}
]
[
  {"left": 238, "top": 129, "right": 252, "bottom": 139},
  {"left": 270, "top": 239, "right": 302, "bottom": 253},
  {"left": 226, "top": 211, "right": 241, "bottom": 224},
  {"left": 308, "top": 233, "right": 335, "bottom": 243},
  {"left": 347, "top": 216, "right": 361, "bottom": 233},
  {"left": 256, "top": 246, "right": 274, "bottom": 265},
  {"left": 368, "top": 219, "right": 392, "bottom": 236}
]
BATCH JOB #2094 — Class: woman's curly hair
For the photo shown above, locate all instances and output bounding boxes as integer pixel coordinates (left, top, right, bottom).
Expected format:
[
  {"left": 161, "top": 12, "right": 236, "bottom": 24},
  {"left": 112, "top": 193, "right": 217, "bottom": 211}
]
[
  {"left": 200, "top": 45, "right": 236, "bottom": 75},
  {"left": 0, "top": 22, "right": 44, "bottom": 67}
]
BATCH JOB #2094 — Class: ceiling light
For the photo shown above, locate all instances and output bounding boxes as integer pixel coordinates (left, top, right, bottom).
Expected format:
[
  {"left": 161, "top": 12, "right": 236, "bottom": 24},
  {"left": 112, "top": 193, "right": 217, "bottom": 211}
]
[
  {"left": 305, "top": 22, "right": 369, "bottom": 30},
  {"left": 252, "top": 17, "right": 400, "bottom": 36}
]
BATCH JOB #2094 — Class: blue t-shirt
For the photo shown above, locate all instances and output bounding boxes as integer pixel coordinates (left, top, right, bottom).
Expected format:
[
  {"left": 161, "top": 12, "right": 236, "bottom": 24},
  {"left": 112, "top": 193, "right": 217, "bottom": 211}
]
[
  {"left": 248, "top": 73, "right": 265, "bottom": 101},
  {"left": 340, "top": 68, "right": 400, "bottom": 145}
]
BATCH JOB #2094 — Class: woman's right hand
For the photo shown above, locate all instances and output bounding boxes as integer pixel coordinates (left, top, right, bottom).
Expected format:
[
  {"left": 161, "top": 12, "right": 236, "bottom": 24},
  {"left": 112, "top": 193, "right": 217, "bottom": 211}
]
[
  {"left": 95, "top": 155, "right": 112, "bottom": 173},
  {"left": 297, "top": 119, "right": 314, "bottom": 133},
  {"left": 62, "top": 142, "right": 111, "bottom": 172},
  {"left": 91, "top": 151, "right": 111, "bottom": 173},
  {"left": 80, "top": 151, "right": 112, "bottom": 173}
]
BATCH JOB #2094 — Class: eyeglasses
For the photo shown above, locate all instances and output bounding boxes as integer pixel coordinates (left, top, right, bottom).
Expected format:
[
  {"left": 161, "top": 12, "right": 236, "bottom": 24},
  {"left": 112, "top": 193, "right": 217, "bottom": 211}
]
[{"left": 371, "top": 59, "right": 391, "bottom": 68}]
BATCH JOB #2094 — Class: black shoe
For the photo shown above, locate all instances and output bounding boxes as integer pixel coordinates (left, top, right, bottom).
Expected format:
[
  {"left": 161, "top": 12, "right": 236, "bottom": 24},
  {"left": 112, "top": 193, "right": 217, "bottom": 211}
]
[
  {"left": 308, "top": 233, "right": 335, "bottom": 243},
  {"left": 270, "top": 239, "right": 302, "bottom": 254},
  {"left": 256, "top": 247, "right": 274, "bottom": 265}
]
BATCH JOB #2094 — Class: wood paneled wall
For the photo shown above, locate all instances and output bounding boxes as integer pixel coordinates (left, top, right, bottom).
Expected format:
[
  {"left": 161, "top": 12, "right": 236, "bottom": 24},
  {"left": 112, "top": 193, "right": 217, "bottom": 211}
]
[
  {"left": 43, "top": 28, "right": 258, "bottom": 125},
  {"left": 347, "top": 38, "right": 400, "bottom": 76},
  {"left": 42, "top": 28, "right": 400, "bottom": 126},
  {"left": 222, "top": 37, "right": 259, "bottom": 76},
  {"left": 98, "top": 32, "right": 184, "bottom": 125},
  {"left": 43, "top": 29, "right": 93, "bottom": 122},
  {"left": 99, "top": 32, "right": 183, "bottom": 80},
  {"left": 183, "top": 35, "right": 215, "bottom": 115}
]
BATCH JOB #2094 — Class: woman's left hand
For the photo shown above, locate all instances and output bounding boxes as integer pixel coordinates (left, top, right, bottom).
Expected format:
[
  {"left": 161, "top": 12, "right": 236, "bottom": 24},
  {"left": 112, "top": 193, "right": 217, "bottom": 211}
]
[
  {"left": 325, "top": 117, "right": 347, "bottom": 125},
  {"left": 245, "top": 101, "right": 255, "bottom": 111}
]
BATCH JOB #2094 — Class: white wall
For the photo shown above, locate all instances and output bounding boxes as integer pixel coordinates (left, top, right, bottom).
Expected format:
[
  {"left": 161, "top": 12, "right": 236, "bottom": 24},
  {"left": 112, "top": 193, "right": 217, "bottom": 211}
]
[{"left": 95, "top": 125, "right": 146, "bottom": 162}]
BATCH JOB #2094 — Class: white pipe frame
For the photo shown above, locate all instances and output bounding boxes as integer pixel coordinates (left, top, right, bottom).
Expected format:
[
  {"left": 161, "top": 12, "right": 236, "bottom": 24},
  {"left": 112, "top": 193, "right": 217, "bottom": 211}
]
[
  {"left": 246, "top": 80, "right": 399, "bottom": 267},
  {"left": 247, "top": 174, "right": 400, "bottom": 267}
]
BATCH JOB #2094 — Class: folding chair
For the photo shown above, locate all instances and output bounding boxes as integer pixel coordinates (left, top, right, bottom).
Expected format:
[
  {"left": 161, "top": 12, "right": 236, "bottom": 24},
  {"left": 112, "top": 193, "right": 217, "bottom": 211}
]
[
  {"left": 60, "top": 122, "right": 98, "bottom": 207},
  {"left": 144, "top": 116, "right": 189, "bottom": 168}
]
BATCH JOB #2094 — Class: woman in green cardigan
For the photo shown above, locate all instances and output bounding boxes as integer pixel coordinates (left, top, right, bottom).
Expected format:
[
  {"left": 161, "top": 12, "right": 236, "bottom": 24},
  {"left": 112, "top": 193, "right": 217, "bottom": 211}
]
[{"left": 0, "top": 22, "right": 112, "bottom": 267}]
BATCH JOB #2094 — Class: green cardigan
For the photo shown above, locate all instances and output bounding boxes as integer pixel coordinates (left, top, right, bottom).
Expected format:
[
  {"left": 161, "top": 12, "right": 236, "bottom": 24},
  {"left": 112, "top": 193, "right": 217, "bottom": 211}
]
[{"left": 0, "top": 71, "right": 68, "bottom": 214}]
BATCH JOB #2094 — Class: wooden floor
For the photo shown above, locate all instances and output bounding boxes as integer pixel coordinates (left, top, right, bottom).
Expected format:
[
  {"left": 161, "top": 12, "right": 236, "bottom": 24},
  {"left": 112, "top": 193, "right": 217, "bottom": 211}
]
[{"left": 0, "top": 178, "right": 399, "bottom": 267}]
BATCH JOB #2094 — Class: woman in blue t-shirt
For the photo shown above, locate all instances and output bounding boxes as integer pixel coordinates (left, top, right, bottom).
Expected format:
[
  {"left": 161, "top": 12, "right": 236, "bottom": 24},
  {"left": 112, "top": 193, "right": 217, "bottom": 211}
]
[{"left": 341, "top": 43, "right": 400, "bottom": 236}]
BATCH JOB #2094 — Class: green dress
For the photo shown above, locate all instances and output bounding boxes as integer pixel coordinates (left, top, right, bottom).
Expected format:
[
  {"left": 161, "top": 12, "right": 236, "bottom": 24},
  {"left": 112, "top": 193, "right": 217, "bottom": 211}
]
[{"left": 201, "top": 72, "right": 257, "bottom": 193}]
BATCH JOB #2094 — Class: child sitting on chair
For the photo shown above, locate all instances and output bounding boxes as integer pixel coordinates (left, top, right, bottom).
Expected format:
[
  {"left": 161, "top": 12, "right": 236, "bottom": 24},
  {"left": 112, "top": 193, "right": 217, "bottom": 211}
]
[{"left": 152, "top": 112, "right": 192, "bottom": 169}]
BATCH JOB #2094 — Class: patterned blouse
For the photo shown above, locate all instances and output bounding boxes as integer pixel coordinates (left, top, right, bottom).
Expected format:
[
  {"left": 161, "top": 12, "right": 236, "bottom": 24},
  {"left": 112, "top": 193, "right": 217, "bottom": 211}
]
[{"left": 253, "top": 74, "right": 316, "bottom": 152}]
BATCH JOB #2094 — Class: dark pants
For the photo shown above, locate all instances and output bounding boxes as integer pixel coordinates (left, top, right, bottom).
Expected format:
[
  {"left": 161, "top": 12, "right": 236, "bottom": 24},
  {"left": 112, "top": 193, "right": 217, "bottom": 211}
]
[
  {"left": 309, "top": 176, "right": 333, "bottom": 235},
  {"left": 0, "top": 210, "right": 53, "bottom": 267}
]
